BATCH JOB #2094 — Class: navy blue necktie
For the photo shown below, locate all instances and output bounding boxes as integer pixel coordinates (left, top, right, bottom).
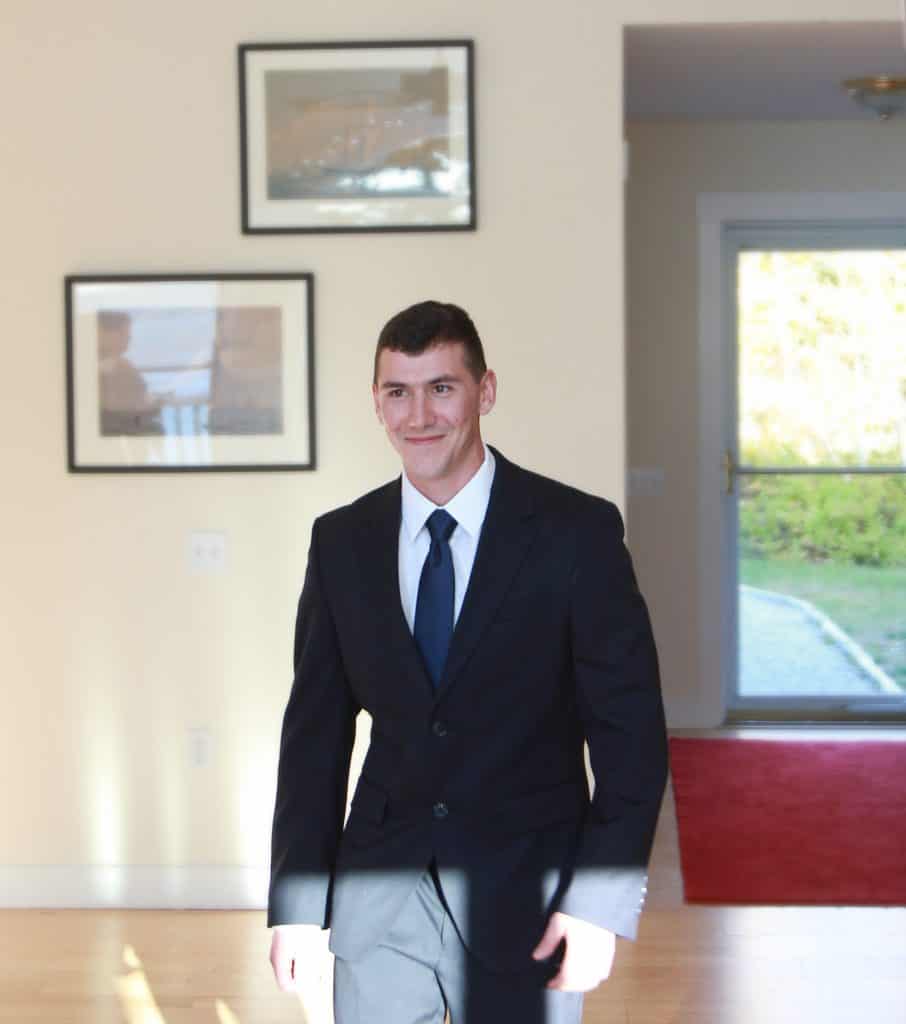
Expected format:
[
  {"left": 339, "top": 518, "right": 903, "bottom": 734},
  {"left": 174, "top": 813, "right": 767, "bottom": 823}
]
[{"left": 414, "top": 509, "right": 458, "bottom": 689}]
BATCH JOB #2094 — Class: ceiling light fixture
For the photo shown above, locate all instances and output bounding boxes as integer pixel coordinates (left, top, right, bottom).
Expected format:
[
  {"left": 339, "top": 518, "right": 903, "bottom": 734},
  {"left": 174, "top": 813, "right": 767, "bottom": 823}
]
[
  {"left": 843, "top": 75, "right": 906, "bottom": 120},
  {"left": 842, "top": 1, "right": 906, "bottom": 119}
]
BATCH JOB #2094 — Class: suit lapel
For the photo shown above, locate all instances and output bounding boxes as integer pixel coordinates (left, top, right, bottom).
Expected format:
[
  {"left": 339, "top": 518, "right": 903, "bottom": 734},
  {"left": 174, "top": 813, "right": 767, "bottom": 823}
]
[
  {"left": 356, "top": 451, "right": 539, "bottom": 704},
  {"left": 436, "top": 449, "right": 538, "bottom": 701},
  {"left": 356, "top": 478, "right": 436, "bottom": 701}
]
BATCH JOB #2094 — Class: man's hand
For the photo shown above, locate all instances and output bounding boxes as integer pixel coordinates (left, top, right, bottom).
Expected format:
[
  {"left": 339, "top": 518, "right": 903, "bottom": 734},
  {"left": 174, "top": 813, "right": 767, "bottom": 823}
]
[
  {"left": 269, "top": 923, "right": 325, "bottom": 993},
  {"left": 531, "top": 911, "right": 616, "bottom": 991}
]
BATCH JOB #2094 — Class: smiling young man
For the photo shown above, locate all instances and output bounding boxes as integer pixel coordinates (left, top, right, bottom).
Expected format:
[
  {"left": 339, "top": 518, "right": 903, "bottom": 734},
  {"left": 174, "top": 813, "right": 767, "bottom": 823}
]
[{"left": 268, "top": 301, "right": 668, "bottom": 1024}]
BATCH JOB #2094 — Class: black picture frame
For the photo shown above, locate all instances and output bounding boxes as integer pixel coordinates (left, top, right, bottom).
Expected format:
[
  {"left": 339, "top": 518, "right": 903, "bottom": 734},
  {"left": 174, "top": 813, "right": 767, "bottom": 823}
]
[
  {"left": 238, "top": 39, "right": 476, "bottom": 234},
  {"left": 65, "top": 273, "right": 316, "bottom": 473}
]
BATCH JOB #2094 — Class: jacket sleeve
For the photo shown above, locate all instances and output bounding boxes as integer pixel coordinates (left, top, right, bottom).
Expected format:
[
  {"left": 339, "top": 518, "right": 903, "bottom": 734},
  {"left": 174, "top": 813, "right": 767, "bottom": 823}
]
[
  {"left": 558, "top": 500, "right": 668, "bottom": 940},
  {"left": 267, "top": 516, "right": 360, "bottom": 929}
]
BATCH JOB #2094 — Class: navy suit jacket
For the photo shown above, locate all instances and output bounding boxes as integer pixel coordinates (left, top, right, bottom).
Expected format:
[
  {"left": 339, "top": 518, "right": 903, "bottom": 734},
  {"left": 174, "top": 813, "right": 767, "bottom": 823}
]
[{"left": 268, "top": 448, "right": 668, "bottom": 969}]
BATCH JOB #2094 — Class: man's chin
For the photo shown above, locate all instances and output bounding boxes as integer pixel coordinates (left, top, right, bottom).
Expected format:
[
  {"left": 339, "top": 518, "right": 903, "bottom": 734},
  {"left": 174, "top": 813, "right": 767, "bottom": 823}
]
[{"left": 404, "top": 456, "right": 446, "bottom": 482}]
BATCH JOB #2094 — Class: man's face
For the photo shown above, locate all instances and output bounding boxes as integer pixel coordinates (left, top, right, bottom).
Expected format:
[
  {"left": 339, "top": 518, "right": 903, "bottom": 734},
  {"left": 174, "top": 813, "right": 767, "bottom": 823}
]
[{"left": 373, "top": 342, "right": 496, "bottom": 497}]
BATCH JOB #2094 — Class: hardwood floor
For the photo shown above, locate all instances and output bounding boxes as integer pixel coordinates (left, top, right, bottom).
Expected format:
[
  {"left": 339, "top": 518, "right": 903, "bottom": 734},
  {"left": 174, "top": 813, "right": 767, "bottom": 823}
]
[{"left": 2, "top": 779, "right": 905, "bottom": 1023}]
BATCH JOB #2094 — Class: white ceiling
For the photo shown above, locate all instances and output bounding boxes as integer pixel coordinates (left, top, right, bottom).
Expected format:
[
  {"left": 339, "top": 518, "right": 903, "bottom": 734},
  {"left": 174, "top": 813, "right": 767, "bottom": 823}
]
[{"left": 625, "top": 21, "right": 906, "bottom": 120}]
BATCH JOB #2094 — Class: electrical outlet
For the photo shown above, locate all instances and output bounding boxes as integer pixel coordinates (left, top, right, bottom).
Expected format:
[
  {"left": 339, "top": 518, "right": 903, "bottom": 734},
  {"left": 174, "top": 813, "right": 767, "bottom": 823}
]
[
  {"left": 188, "top": 727, "right": 213, "bottom": 767},
  {"left": 628, "top": 466, "right": 666, "bottom": 498},
  {"left": 188, "top": 531, "right": 227, "bottom": 573}
]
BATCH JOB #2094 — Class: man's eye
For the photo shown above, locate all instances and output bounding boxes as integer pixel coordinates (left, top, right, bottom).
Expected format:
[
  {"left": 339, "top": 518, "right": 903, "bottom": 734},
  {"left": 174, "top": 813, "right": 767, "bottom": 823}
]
[
  {"left": 388, "top": 388, "right": 405, "bottom": 398},
  {"left": 434, "top": 384, "right": 452, "bottom": 394}
]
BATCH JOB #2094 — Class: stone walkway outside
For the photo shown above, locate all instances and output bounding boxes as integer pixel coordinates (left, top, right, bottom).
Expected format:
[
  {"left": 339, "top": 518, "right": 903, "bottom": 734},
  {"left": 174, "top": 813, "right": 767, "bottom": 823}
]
[{"left": 739, "top": 585, "right": 897, "bottom": 697}]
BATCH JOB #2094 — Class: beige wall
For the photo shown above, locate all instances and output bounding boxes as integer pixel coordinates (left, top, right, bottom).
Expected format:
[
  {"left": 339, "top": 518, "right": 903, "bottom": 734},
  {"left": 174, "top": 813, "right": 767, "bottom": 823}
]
[
  {"left": 625, "top": 119, "right": 906, "bottom": 727},
  {"left": 0, "top": 0, "right": 895, "bottom": 902}
]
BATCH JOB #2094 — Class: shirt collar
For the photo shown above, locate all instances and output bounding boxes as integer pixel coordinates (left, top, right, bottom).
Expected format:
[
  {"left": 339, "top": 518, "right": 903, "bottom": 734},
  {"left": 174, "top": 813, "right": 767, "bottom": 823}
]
[{"left": 401, "top": 444, "right": 496, "bottom": 542}]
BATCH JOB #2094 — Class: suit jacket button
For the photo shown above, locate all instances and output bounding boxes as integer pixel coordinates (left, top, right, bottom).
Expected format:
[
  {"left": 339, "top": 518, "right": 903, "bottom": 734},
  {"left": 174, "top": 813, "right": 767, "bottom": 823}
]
[
  {"left": 432, "top": 721, "right": 448, "bottom": 737},
  {"left": 433, "top": 801, "right": 449, "bottom": 820}
]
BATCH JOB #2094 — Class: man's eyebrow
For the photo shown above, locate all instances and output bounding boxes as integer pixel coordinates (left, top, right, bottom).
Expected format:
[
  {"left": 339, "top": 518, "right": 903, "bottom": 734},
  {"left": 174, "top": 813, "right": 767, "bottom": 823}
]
[{"left": 378, "top": 374, "right": 461, "bottom": 390}]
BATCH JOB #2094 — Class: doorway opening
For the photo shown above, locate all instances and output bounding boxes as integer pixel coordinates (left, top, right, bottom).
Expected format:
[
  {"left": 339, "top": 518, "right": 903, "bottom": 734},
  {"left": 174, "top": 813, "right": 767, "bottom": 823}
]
[{"left": 625, "top": 21, "right": 906, "bottom": 725}]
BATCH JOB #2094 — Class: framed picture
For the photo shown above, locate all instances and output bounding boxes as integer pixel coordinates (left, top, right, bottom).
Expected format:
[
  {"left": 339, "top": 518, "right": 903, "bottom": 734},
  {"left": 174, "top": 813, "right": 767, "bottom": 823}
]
[
  {"left": 238, "top": 39, "right": 476, "bottom": 233},
  {"left": 65, "top": 274, "right": 315, "bottom": 473}
]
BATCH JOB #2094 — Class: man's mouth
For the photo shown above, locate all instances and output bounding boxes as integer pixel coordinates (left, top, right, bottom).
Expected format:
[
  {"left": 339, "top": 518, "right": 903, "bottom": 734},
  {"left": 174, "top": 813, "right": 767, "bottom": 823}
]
[{"left": 406, "top": 435, "right": 444, "bottom": 445}]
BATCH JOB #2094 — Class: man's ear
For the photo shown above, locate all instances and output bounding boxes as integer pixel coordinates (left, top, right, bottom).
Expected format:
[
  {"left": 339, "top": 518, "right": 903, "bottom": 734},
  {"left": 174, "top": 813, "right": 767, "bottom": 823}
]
[
  {"left": 479, "top": 369, "right": 497, "bottom": 416},
  {"left": 372, "top": 385, "right": 384, "bottom": 424}
]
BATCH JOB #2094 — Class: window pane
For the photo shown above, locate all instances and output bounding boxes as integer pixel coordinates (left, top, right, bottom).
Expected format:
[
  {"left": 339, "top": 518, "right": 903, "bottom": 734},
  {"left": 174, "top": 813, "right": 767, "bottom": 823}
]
[
  {"left": 738, "top": 473, "right": 906, "bottom": 698},
  {"left": 738, "top": 251, "right": 906, "bottom": 468}
]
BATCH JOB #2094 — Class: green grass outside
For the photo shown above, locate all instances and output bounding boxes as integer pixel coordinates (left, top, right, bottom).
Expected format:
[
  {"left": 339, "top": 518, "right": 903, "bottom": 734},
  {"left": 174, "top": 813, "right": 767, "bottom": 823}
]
[{"left": 740, "top": 556, "right": 906, "bottom": 690}]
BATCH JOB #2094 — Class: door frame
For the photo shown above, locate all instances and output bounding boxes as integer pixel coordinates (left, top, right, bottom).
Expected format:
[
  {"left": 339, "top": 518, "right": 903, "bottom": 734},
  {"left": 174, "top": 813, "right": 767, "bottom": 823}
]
[{"left": 697, "top": 192, "right": 906, "bottom": 723}]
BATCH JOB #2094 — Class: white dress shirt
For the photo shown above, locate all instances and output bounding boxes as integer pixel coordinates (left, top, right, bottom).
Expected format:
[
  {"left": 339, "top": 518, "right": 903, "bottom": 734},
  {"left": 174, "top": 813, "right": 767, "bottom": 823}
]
[{"left": 398, "top": 445, "right": 496, "bottom": 632}]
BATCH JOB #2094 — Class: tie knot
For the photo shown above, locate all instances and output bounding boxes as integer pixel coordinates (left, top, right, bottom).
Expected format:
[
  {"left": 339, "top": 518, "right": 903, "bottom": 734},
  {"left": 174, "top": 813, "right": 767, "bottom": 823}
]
[{"left": 426, "top": 508, "right": 457, "bottom": 545}]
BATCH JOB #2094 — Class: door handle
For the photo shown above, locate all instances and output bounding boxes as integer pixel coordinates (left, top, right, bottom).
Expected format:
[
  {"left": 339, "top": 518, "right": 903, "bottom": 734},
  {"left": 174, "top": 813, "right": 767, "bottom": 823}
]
[{"left": 723, "top": 449, "right": 736, "bottom": 495}]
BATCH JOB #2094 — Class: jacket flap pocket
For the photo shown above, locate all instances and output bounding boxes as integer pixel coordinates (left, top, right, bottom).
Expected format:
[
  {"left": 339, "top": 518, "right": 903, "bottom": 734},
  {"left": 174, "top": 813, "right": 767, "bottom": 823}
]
[
  {"left": 495, "top": 781, "right": 587, "bottom": 835},
  {"left": 349, "top": 777, "right": 388, "bottom": 825}
]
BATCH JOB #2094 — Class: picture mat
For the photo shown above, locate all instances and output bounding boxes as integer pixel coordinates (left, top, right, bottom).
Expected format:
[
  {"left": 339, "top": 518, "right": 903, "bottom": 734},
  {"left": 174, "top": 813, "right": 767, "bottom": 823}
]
[
  {"left": 245, "top": 46, "right": 470, "bottom": 229},
  {"left": 71, "top": 280, "right": 311, "bottom": 467}
]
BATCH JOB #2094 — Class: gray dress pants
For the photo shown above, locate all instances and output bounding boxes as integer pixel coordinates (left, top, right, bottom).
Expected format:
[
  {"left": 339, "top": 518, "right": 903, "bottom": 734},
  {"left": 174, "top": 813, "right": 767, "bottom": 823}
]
[{"left": 333, "top": 862, "right": 585, "bottom": 1024}]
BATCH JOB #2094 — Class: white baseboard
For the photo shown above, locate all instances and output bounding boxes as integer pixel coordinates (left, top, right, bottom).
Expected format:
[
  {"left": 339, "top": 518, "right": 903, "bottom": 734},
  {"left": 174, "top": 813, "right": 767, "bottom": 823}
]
[
  {"left": 0, "top": 865, "right": 269, "bottom": 909},
  {"left": 664, "top": 698, "right": 722, "bottom": 730}
]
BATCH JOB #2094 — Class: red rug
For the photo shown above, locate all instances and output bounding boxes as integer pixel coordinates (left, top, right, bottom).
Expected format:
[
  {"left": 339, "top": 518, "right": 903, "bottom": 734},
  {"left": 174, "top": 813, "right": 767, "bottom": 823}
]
[{"left": 669, "top": 737, "right": 906, "bottom": 904}]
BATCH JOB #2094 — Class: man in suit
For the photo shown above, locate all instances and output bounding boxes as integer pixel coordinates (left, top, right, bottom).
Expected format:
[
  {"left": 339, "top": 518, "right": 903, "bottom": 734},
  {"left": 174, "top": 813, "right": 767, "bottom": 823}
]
[{"left": 268, "top": 301, "right": 668, "bottom": 1023}]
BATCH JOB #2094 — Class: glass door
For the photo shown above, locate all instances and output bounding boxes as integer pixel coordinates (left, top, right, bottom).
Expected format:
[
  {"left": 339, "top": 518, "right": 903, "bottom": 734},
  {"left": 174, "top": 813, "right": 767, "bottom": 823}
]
[{"left": 728, "top": 233, "right": 906, "bottom": 716}]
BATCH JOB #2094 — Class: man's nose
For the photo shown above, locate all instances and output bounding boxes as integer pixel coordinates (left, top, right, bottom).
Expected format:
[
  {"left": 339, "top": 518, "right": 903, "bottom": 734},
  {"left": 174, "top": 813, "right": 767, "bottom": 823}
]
[{"left": 408, "top": 393, "right": 435, "bottom": 428}]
